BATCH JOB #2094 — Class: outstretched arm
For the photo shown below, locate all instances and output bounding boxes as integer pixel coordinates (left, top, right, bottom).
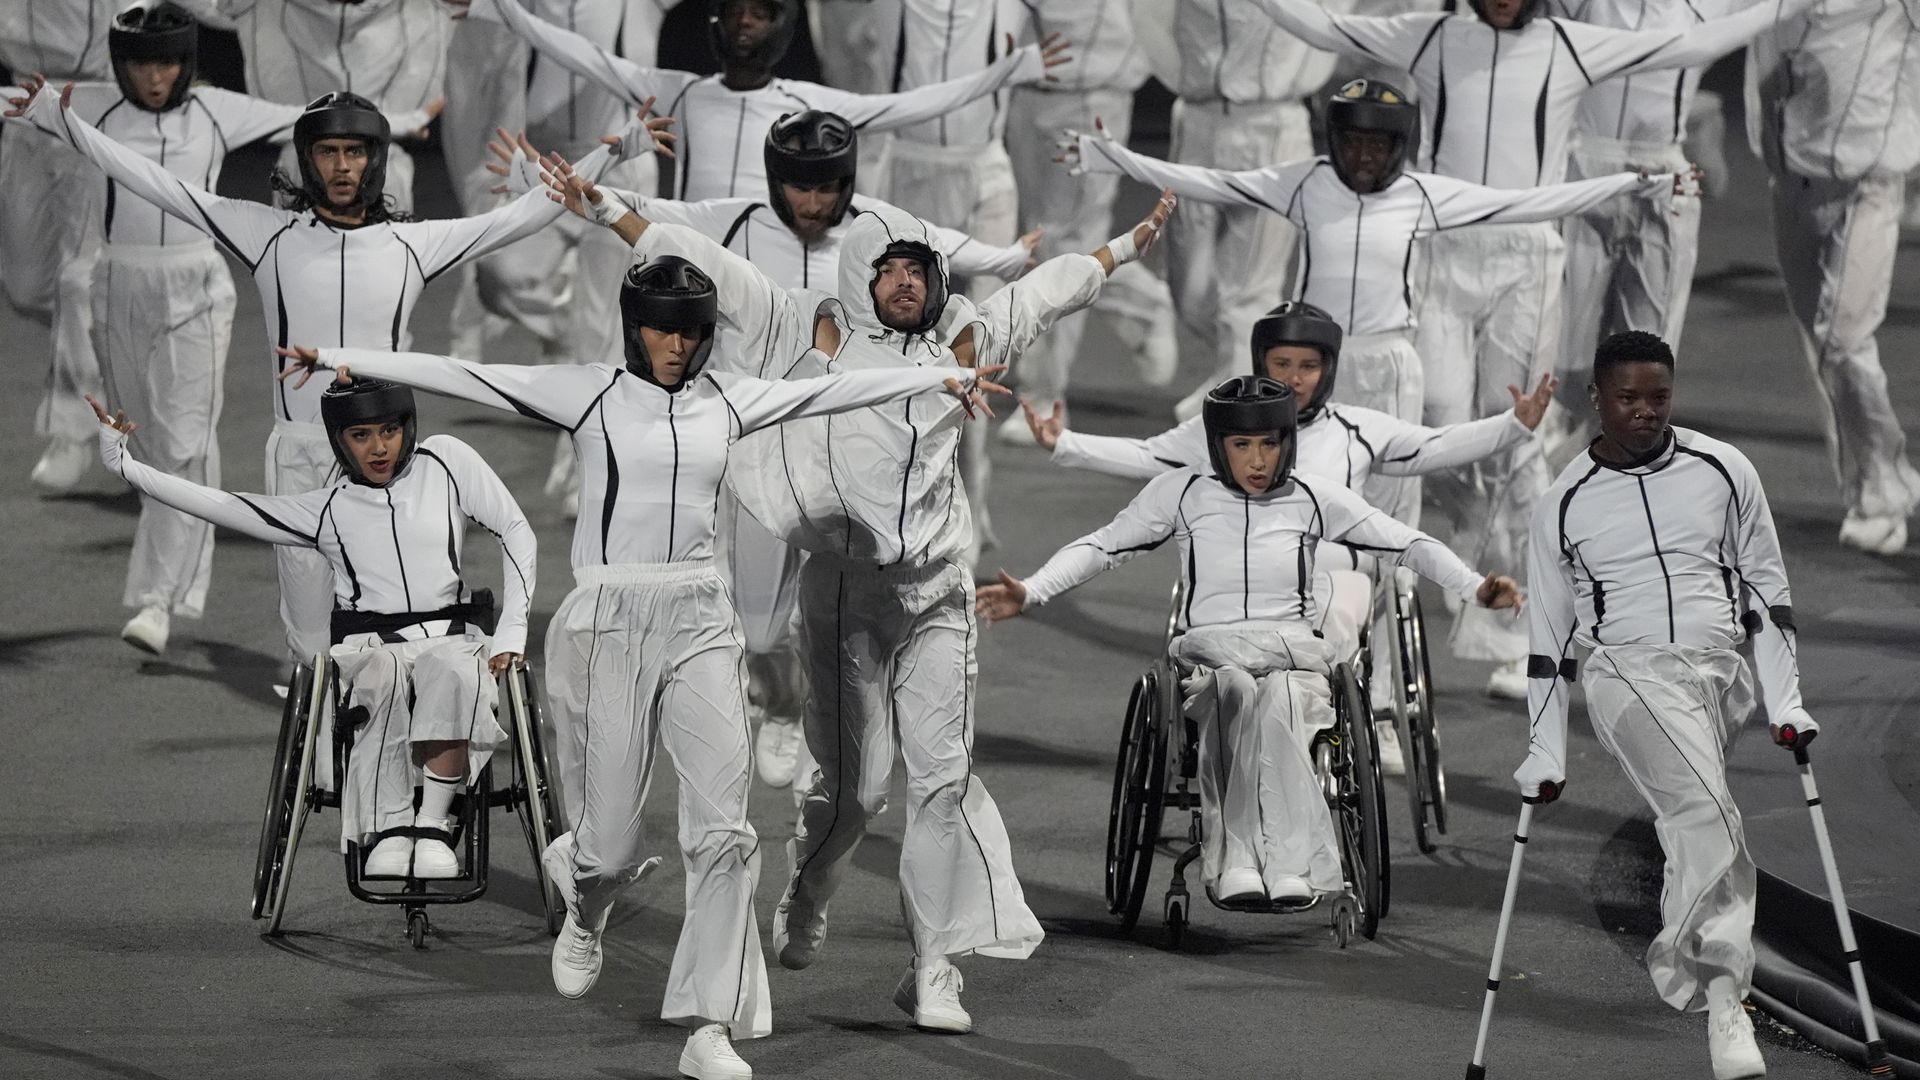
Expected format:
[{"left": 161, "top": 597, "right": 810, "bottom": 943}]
[
  {"left": 1567, "top": 0, "right": 1816, "bottom": 80},
  {"left": 977, "top": 470, "right": 1187, "bottom": 622},
  {"left": 1242, "top": 0, "right": 1443, "bottom": 68},
  {"left": 1311, "top": 479, "right": 1516, "bottom": 607},
  {"left": 1364, "top": 378, "right": 1552, "bottom": 476},
  {"left": 285, "top": 346, "right": 621, "bottom": 431},
  {"left": 1066, "top": 121, "right": 1313, "bottom": 219},
  {"left": 473, "top": 0, "right": 695, "bottom": 110},
  {"left": 1419, "top": 169, "right": 1676, "bottom": 232},
  {"left": 1049, "top": 414, "right": 1208, "bottom": 481},
  {"left": 807, "top": 34, "right": 1067, "bottom": 133},
  {"left": 1517, "top": 498, "right": 1579, "bottom": 801},
  {"left": 716, "top": 365, "right": 1002, "bottom": 436}
]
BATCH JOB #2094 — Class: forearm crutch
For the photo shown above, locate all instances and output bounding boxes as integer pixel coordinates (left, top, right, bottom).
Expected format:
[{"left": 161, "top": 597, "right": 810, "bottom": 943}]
[
  {"left": 1778, "top": 726, "right": 1893, "bottom": 1077},
  {"left": 1466, "top": 790, "right": 1552, "bottom": 1080}
]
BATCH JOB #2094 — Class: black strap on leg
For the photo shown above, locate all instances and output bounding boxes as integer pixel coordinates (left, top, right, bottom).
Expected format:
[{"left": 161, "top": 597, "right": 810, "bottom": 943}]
[{"left": 1527, "top": 654, "right": 1577, "bottom": 680}]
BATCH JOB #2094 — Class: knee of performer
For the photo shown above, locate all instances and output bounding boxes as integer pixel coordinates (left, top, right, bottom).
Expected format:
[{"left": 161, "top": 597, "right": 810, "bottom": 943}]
[{"left": 1211, "top": 666, "right": 1258, "bottom": 703}]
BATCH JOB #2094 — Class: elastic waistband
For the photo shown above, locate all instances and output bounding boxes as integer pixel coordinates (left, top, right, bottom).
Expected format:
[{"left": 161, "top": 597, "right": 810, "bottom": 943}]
[
  {"left": 273, "top": 417, "right": 329, "bottom": 440},
  {"left": 104, "top": 239, "right": 217, "bottom": 262},
  {"left": 1341, "top": 329, "right": 1414, "bottom": 353},
  {"left": 1570, "top": 134, "right": 1689, "bottom": 170},
  {"left": 574, "top": 561, "right": 719, "bottom": 587}
]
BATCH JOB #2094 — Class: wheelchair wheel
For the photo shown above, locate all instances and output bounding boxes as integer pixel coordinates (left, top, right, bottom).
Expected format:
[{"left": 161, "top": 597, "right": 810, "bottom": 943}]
[
  {"left": 507, "top": 661, "right": 566, "bottom": 936},
  {"left": 1105, "top": 669, "right": 1169, "bottom": 932},
  {"left": 258, "top": 658, "right": 328, "bottom": 933},
  {"left": 1391, "top": 583, "right": 1437, "bottom": 854},
  {"left": 252, "top": 662, "right": 312, "bottom": 919},
  {"left": 1405, "top": 591, "right": 1448, "bottom": 839},
  {"left": 1332, "top": 663, "right": 1389, "bottom": 938}
]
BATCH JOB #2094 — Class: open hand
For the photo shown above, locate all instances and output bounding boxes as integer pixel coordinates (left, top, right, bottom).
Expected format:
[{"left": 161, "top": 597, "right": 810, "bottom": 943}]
[
  {"left": 600, "top": 98, "right": 678, "bottom": 161},
  {"left": 541, "top": 152, "right": 604, "bottom": 219},
  {"left": 945, "top": 364, "right": 1011, "bottom": 420},
  {"left": 488, "top": 651, "right": 522, "bottom": 679},
  {"left": 1008, "top": 31, "right": 1073, "bottom": 80},
  {"left": 1017, "top": 227, "right": 1044, "bottom": 271},
  {"left": 85, "top": 394, "right": 137, "bottom": 436},
  {"left": 1020, "top": 399, "right": 1064, "bottom": 451},
  {"left": 1131, "top": 187, "right": 1176, "bottom": 258},
  {"left": 5, "top": 73, "right": 70, "bottom": 117},
  {"left": 1476, "top": 572, "right": 1525, "bottom": 613},
  {"left": 975, "top": 571, "right": 1029, "bottom": 623},
  {"left": 1507, "top": 373, "right": 1558, "bottom": 431}
]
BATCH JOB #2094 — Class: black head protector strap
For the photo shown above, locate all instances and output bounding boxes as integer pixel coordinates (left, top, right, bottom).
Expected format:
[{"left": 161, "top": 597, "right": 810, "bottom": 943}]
[
  {"left": 1202, "top": 376, "right": 1300, "bottom": 493},
  {"left": 1250, "top": 301, "right": 1344, "bottom": 422},
  {"left": 293, "top": 91, "right": 391, "bottom": 213},
  {"left": 1469, "top": 0, "right": 1546, "bottom": 29},
  {"left": 764, "top": 110, "right": 858, "bottom": 231},
  {"left": 110, "top": 2, "right": 199, "bottom": 113},
  {"left": 707, "top": 0, "right": 800, "bottom": 70},
  {"left": 1326, "top": 78, "right": 1420, "bottom": 194},
  {"left": 321, "top": 377, "right": 418, "bottom": 486},
  {"left": 621, "top": 256, "right": 719, "bottom": 390},
  {"left": 870, "top": 239, "right": 949, "bottom": 336}
]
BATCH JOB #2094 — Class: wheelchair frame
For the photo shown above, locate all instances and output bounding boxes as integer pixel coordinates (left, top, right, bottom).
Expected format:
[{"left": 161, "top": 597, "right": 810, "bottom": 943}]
[
  {"left": 1373, "top": 569, "right": 1450, "bottom": 854},
  {"left": 250, "top": 655, "right": 565, "bottom": 949},
  {"left": 1104, "top": 581, "right": 1393, "bottom": 948}
]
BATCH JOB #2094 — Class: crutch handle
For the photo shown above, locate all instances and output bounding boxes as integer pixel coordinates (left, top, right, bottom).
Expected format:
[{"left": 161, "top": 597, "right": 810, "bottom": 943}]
[
  {"left": 1524, "top": 780, "right": 1561, "bottom": 805},
  {"left": 1776, "top": 723, "right": 1816, "bottom": 758}
]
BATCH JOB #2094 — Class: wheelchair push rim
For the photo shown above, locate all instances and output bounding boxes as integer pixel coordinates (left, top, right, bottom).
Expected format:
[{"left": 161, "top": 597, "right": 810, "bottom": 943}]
[
  {"left": 1333, "top": 663, "right": 1389, "bottom": 939},
  {"left": 1407, "top": 591, "right": 1448, "bottom": 838},
  {"left": 507, "top": 660, "right": 566, "bottom": 936},
  {"left": 1105, "top": 669, "right": 1169, "bottom": 932},
  {"left": 253, "top": 661, "right": 312, "bottom": 920},
  {"left": 264, "top": 657, "right": 329, "bottom": 934}
]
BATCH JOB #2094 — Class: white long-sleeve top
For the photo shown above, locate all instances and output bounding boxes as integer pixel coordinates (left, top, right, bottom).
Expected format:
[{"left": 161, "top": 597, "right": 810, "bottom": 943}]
[
  {"left": 1171, "top": 0, "right": 1347, "bottom": 104},
  {"left": 884, "top": 0, "right": 1028, "bottom": 147},
  {"left": 176, "top": 0, "right": 451, "bottom": 115},
  {"left": 1525, "top": 426, "right": 1811, "bottom": 777},
  {"left": 476, "top": 0, "right": 1049, "bottom": 199},
  {"left": 1014, "top": 0, "right": 1148, "bottom": 91},
  {"left": 63, "top": 83, "right": 429, "bottom": 251},
  {"left": 1076, "top": 142, "right": 1662, "bottom": 335},
  {"left": 321, "top": 345, "right": 971, "bottom": 570},
  {"left": 595, "top": 191, "right": 1029, "bottom": 295},
  {"left": 1746, "top": 0, "right": 1920, "bottom": 181},
  {"left": 0, "top": 0, "right": 113, "bottom": 79},
  {"left": 1555, "top": 0, "right": 1732, "bottom": 145},
  {"left": 1053, "top": 402, "right": 1532, "bottom": 487},
  {"left": 14, "top": 88, "right": 614, "bottom": 428},
  {"left": 637, "top": 207, "right": 1105, "bottom": 566},
  {"left": 1023, "top": 467, "right": 1484, "bottom": 629},
  {"left": 102, "top": 427, "right": 537, "bottom": 655},
  {"left": 1244, "top": 0, "right": 1808, "bottom": 185}
]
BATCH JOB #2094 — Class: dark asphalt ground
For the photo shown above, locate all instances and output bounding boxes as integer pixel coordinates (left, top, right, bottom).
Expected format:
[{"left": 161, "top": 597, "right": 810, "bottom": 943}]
[{"left": 2, "top": 100, "right": 1915, "bottom": 1080}]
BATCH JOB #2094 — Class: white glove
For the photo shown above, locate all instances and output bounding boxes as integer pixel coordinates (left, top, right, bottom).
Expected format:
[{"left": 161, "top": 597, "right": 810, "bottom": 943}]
[
  {"left": 605, "top": 111, "right": 660, "bottom": 164},
  {"left": 590, "top": 187, "right": 637, "bottom": 228},
  {"left": 98, "top": 424, "right": 128, "bottom": 474},
  {"left": 1513, "top": 744, "right": 1566, "bottom": 802},
  {"left": 502, "top": 147, "right": 542, "bottom": 197}
]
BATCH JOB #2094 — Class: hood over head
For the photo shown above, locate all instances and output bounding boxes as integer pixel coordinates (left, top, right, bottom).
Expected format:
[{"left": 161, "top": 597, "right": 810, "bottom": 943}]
[{"left": 835, "top": 206, "right": 951, "bottom": 338}]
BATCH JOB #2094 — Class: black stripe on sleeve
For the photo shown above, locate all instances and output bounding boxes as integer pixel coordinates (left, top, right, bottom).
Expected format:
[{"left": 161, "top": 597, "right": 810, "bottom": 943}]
[{"left": 1548, "top": 19, "right": 1596, "bottom": 84}]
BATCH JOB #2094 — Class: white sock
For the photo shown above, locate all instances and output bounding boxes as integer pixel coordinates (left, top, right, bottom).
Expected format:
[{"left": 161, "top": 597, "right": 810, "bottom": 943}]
[
  {"left": 417, "top": 767, "right": 461, "bottom": 826},
  {"left": 913, "top": 953, "right": 952, "bottom": 973},
  {"left": 1706, "top": 975, "right": 1742, "bottom": 1014}
]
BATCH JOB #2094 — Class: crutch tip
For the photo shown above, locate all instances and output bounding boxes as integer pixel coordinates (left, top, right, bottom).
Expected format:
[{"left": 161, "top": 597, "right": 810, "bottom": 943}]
[{"left": 1465, "top": 1065, "right": 1487, "bottom": 1080}]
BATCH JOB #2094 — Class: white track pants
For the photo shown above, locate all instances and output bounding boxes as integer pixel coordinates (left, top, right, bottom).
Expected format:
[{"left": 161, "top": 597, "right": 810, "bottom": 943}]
[
  {"left": 94, "top": 245, "right": 234, "bottom": 619},
  {"left": 1553, "top": 136, "right": 1700, "bottom": 464},
  {"left": 1583, "top": 644, "right": 1757, "bottom": 1012},
  {"left": 1769, "top": 171, "right": 1920, "bottom": 522},
  {"left": 545, "top": 563, "right": 770, "bottom": 1039},
  {"left": 1314, "top": 569, "right": 1374, "bottom": 667},
  {"left": 1166, "top": 98, "right": 1309, "bottom": 405},
  {"left": 265, "top": 422, "right": 338, "bottom": 662},
  {"left": 1005, "top": 86, "right": 1176, "bottom": 403},
  {"left": 1, "top": 124, "right": 104, "bottom": 444},
  {"left": 331, "top": 635, "right": 503, "bottom": 848},
  {"left": 1334, "top": 330, "right": 1426, "bottom": 526},
  {"left": 791, "top": 557, "right": 1044, "bottom": 960},
  {"left": 718, "top": 492, "right": 808, "bottom": 728},
  {"left": 1417, "top": 222, "right": 1559, "bottom": 661},
  {"left": 1180, "top": 664, "right": 1345, "bottom": 895}
]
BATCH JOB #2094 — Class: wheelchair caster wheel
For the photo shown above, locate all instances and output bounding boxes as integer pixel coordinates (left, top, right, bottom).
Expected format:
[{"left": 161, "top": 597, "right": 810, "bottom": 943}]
[
  {"left": 1165, "top": 894, "right": 1187, "bottom": 950},
  {"left": 408, "top": 911, "right": 429, "bottom": 950},
  {"left": 1331, "top": 896, "right": 1358, "bottom": 949}
]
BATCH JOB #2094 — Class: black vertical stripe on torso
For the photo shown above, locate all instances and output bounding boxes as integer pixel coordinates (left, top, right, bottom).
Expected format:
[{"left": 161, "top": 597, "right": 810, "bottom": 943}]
[
  {"left": 329, "top": 507, "right": 362, "bottom": 609},
  {"left": 1480, "top": 31, "right": 1500, "bottom": 183},
  {"left": 98, "top": 100, "right": 126, "bottom": 240},
  {"left": 598, "top": 399, "right": 619, "bottom": 563},
  {"left": 274, "top": 245, "right": 292, "bottom": 419},
  {"left": 419, "top": 447, "right": 464, "bottom": 580},
  {"left": 1557, "top": 461, "right": 1603, "bottom": 638},
  {"left": 722, "top": 204, "right": 760, "bottom": 249},
  {"left": 666, "top": 396, "right": 681, "bottom": 558},
  {"left": 1634, "top": 475, "right": 1676, "bottom": 642},
  {"left": 668, "top": 80, "right": 700, "bottom": 199},
  {"left": 1431, "top": 34, "right": 1450, "bottom": 169},
  {"left": 1533, "top": 47, "right": 1554, "bottom": 181},
  {"left": 1241, "top": 494, "right": 1252, "bottom": 621},
  {"left": 384, "top": 486, "right": 414, "bottom": 609}
]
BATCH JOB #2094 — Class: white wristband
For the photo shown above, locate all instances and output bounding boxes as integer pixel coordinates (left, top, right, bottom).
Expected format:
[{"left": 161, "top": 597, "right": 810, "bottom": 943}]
[
  {"left": 1105, "top": 227, "right": 1142, "bottom": 266},
  {"left": 591, "top": 189, "right": 636, "bottom": 228}
]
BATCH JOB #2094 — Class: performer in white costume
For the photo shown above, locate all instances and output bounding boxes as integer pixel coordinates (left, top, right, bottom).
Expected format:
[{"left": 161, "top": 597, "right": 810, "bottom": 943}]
[
  {"left": 90, "top": 376, "right": 535, "bottom": 883},
  {"left": 587, "top": 182, "right": 1172, "bottom": 1031},
  {"left": 1519, "top": 331, "right": 1818, "bottom": 1080},
  {"left": 981, "top": 376, "right": 1520, "bottom": 902},
  {"left": 1024, "top": 300, "right": 1555, "bottom": 768},
  {"left": 69, "top": 3, "right": 428, "bottom": 657},
  {"left": 281, "top": 252, "right": 998, "bottom": 1080},
  {"left": 1748, "top": 0, "right": 1920, "bottom": 555},
  {"left": 0, "top": 0, "right": 111, "bottom": 494},
  {"left": 1241, "top": 0, "right": 1806, "bottom": 694},
  {"left": 999, "top": 0, "right": 1178, "bottom": 445},
  {"left": 6, "top": 79, "right": 638, "bottom": 662}
]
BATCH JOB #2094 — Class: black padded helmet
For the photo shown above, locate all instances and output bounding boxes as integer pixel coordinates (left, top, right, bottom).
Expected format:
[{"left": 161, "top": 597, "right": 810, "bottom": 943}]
[
  {"left": 764, "top": 111, "right": 858, "bottom": 232},
  {"left": 1250, "top": 301, "right": 1344, "bottom": 422},
  {"left": 870, "top": 240, "right": 949, "bottom": 335},
  {"left": 293, "top": 91, "right": 391, "bottom": 213},
  {"left": 1326, "top": 78, "right": 1420, "bottom": 193},
  {"left": 1202, "top": 376, "right": 1299, "bottom": 493},
  {"left": 1468, "top": 0, "right": 1547, "bottom": 30},
  {"left": 321, "top": 377, "right": 418, "bottom": 485},
  {"left": 621, "top": 256, "right": 719, "bottom": 390},
  {"left": 707, "top": 0, "right": 800, "bottom": 70},
  {"left": 110, "top": 2, "right": 199, "bottom": 113}
]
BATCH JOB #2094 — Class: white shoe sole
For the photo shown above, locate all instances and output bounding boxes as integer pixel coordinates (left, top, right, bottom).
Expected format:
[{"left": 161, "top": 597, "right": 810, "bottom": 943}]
[{"left": 678, "top": 1049, "right": 752, "bottom": 1080}]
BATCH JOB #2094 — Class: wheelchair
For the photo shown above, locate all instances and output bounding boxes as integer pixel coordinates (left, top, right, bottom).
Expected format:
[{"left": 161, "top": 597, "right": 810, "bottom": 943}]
[
  {"left": 1105, "top": 582, "right": 1391, "bottom": 949},
  {"left": 1367, "top": 567, "right": 1450, "bottom": 854},
  {"left": 249, "top": 612, "right": 565, "bottom": 949}
]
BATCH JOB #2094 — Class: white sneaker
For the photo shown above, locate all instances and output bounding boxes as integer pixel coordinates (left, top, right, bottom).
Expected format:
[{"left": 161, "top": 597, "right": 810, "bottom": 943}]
[
  {"left": 120, "top": 605, "right": 170, "bottom": 655},
  {"left": 411, "top": 818, "right": 459, "bottom": 879},
  {"left": 1268, "top": 874, "right": 1313, "bottom": 903},
  {"left": 1486, "top": 658, "right": 1529, "bottom": 701},
  {"left": 543, "top": 834, "right": 606, "bottom": 999},
  {"left": 994, "top": 412, "right": 1040, "bottom": 448},
  {"left": 1133, "top": 314, "right": 1178, "bottom": 388},
  {"left": 772, "top": 840, "right": 828, "bottom": 970},
  {"left": 30, "top": 436, "right": 90, "bottom": 494},
  {"left": 790, "top": 736, "right": 817, "bottom": 811},
  {"left": 754, "top": 719, "right": 803, "bottom": 788},
  {"left": 1839, "top": 511, "right": 1907, "bottom": 555},
  {"left": 1708, "top": 1005, "right": 1766, "bottom": 1080},
  {"left": 1216, "top": 866, "right": 1265, "bottom": 902},
  {"left": 364, "top": 835, "right": 414, "bottom": 878},
  {"left": 893, "top": 959, "right": 972, "bottom": 1034},
  {"left": 1374, "top": 721, "right": 1406, "bottom": 778},
  {"left": 679, "top": 1022, "right": 752, "bottom": 1080}
]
